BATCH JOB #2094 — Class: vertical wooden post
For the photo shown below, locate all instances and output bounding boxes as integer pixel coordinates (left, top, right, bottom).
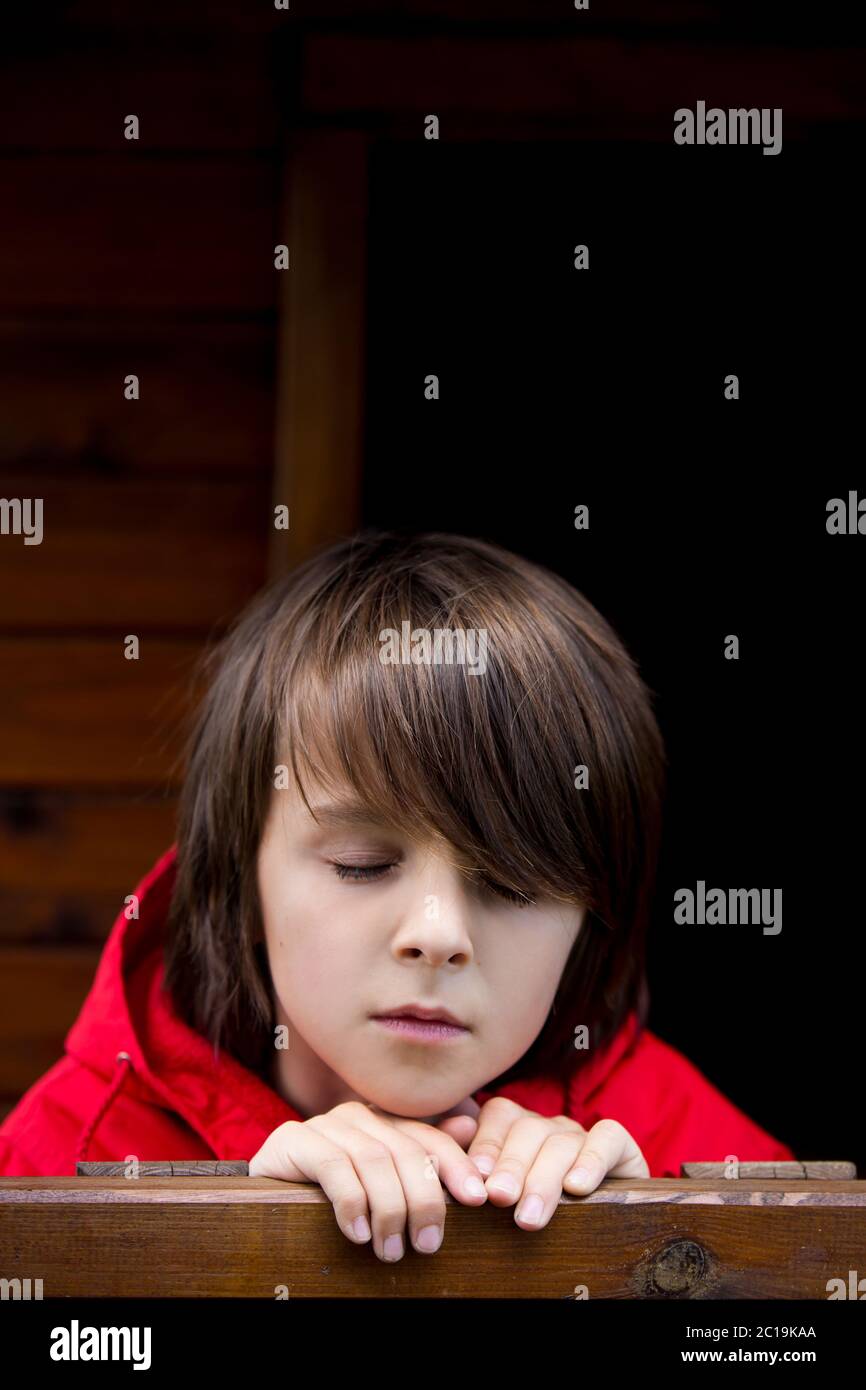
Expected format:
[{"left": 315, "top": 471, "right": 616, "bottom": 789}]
[{"left": 269, "top": 129, "right": 369, "bottom": 579}]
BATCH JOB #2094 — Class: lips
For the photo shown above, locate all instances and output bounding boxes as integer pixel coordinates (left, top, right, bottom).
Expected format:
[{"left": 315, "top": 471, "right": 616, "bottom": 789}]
[{"left": 372, "top": 1003, "right": 467, "bottom": 1029}]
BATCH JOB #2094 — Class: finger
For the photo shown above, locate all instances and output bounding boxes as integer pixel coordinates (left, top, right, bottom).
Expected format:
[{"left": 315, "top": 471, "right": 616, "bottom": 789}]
[
  {"left": 483, "top": 1110, "right": 584, "bottom": 1208},
  {"left": 314, "top": 1121, "right": 416, "bottom": 1261},
  {"left": 358, "top": 1100, "right": 487, "bottom": 1200},
  {"left": 435, "top": 1113, "right": 479, "bottom": 1148},
  {"left": 463, "top": 1095, "right": 526, "bottom": 1177},
  {"left": 511, "top": 1130, "right": 589, "bottom": 1229},
  {"left": 249, "top": 1121, "right": 373, "bottom": 1246},
  {"left": 440, "top": 1096, "right": 482, "bottom": 1122},
  {"left": 382, "top": 1116, "right": 489, "bottom": 1205},
  {"left": 312, "top": 1104, "right": 485, "bottom": 1253},
  {"left": 561, "top": 1118, "right": 650, "bottom": 1196}
]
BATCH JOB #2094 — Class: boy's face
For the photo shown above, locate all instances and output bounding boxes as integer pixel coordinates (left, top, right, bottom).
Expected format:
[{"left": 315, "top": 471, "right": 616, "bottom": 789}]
[{"left": 256, "top": 777, "right": 585, "bottom": 1123}]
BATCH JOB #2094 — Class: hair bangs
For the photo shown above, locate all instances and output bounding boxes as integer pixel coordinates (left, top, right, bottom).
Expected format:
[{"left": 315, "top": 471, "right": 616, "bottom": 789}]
[{"left": 275, "top": 596, "right": 596, "bottom": 911}]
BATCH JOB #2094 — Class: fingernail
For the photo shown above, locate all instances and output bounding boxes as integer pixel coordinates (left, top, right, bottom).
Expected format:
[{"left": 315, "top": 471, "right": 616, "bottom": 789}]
[
  {"left": 416, "top": 1224, "right": 442, "bottom": 1253},
  {"left": 383, "top": 1233, "right": 404, "bottom": 1261},
  {"left": 516, "top": 1194, "right": 544, "bottom": 1226},
  {"left": 473, "top": 1154, "right": 494, "bottom": 1175},
  {"left": 488, "top": 1174, "right": 520, "bottom": 1200},
  {"left": 568, "top": 1166, "right": 594, "bottom": 1186},
  {"left": 353, "top": 1215, "right": 371, "bottom": 1241},
  {"left": 465, "top": 1175, "right": 486, "bottom": 1197}
]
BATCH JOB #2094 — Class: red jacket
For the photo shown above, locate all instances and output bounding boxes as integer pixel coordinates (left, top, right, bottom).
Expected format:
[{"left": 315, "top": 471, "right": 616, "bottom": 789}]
[{"left": 0, "top": 845, "right": 795, "bottom": 1178}]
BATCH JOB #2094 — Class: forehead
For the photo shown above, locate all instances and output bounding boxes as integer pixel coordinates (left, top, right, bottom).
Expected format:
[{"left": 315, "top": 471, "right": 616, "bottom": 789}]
[{"left": 269, "top": 771, "right": 403, "bottom": 834}]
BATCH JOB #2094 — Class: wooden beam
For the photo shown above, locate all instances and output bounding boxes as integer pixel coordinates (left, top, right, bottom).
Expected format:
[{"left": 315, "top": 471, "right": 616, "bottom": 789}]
[
  {"left": 269, "top": 131, "right": 368, "bottom": 576},
  {"left": 77, "top": 1162, "right": 250, "bottom": 1177},
  {"left": 682, "top": 1160, "right": 856, "bottom": 1179},
  {"left": 300, "top": 35, "right": 864, "bottom": 131},
  {"left": 28, "top": 0, "right": 825, "bottom": 33},
  {"left": 2, "top": 1176, "right": 864, "bottom": 1298}
]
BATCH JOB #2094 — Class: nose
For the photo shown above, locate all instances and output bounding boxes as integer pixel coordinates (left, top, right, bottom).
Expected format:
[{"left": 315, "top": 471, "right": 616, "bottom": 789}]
[{"left": 390, "top": 858, "right": 475, "bottom": 968}]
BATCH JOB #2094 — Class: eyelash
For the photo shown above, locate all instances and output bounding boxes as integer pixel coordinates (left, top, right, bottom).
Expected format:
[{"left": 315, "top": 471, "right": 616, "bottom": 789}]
[{"left": 329, "top": 861, "right": 535, "bottom": 907}]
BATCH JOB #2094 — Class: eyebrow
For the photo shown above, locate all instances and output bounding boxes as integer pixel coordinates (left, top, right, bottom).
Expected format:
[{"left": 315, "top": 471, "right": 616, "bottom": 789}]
[{"left": 306, "top": 801, "right": 392, "bottom": 829}]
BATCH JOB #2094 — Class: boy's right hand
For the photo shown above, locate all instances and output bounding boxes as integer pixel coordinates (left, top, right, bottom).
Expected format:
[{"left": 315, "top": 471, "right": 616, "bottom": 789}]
[{"left": 248, "top": 1100, "right": 489, "bottom": 1262}]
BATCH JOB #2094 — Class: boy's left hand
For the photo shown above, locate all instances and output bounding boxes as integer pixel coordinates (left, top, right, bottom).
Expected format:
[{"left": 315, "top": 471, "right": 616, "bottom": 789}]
[{"left": 435, "top": 1096, "right": 649, "bottom": 1229}]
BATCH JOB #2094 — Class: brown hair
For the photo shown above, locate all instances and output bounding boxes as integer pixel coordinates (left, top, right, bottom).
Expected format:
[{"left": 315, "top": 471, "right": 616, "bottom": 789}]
[{"left": 164, "top": 530, "right": 667, "bottom": 1089}]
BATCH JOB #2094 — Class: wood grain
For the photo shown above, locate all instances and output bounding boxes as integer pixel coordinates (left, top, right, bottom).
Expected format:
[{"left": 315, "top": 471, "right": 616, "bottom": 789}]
[
  {"left": 0, "top": 160, "right": 276, "bottom": 314},
  {"left": 300, "top": 35, "right": 863, "bottom": 130},
  {"left": 0, "top": 948, "right": 100, "bottom": 1097},
  {"left": 0, "top": 795, "right": 176, "bottom": 945},
  {"left": 76, "top": 1161, "right": 250, "bottom": 1176},
  {"left": 0, "top": 35, "right": 277, "bottom": 152},
  {"left": 270, "top": 130, "right": 367, "bottom": 576},
  {"left": 0, "top": 638, "right": 209, "bottom": 787},
  {"left": 681, "top": 1161, "right": 857, "bottom": 1180},
  {"left": 0, "top": 475, "right": 269, "bottom": 631},
  {"left": 0, "top": 321, "right": 274, "bottom": 477},
  {"left": 1, "top": 1177, "right": 864, "bottom": 1297},
  {"left": 42, "top": 0, "right": 835, "bottom": 30}
]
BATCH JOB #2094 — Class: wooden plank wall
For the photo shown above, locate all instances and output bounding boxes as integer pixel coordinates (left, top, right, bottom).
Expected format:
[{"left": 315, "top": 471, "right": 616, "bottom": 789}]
[{"left": 0, "top": 8, "right": 284, "bottom": 1120}]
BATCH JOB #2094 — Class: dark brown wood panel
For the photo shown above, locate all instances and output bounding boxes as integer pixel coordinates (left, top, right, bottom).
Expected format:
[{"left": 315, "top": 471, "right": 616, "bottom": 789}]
[
  {"left": 42, "top": 0, "right": 283, "bottom": 32},
  {"left": 0, "top": 322, "right": 275, "bottom": 476},
  {"left": 0, "top": 948, "right": 101, "bottom": 1098},
  {"left": 0, "top": 793, "right": 177, "bottom": 944},
  {"left": 0, "top": 474, "right": 269, "bottom": 630},
  {"left": 296, "top": 0, "right": 721, "bottom": 17},
  {"left": 41, "top": 0, "right": 798, "bottom": 29},
  {"left": 0, "top": 639, "right": 208, "bottom": 788},
  {"left": 301, "top": 35, "right": 863, "bottom": 130},
  {"left": 0, "top": 159, "right": 278, "bottom": 313},
  {"left": 0, "top": 36, "right": 278, "bottom": 152}
]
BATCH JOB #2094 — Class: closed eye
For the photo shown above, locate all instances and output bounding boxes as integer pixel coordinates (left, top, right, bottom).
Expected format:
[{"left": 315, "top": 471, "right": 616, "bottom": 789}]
[{"left": 329, "top": 861, "right": 535, "bottom": 907}]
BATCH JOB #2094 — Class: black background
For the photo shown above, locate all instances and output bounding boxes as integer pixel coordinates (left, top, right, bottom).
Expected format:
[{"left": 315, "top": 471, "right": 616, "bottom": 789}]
[{"left": 363, "top": 137, "right": 863, "bottom": 1170}]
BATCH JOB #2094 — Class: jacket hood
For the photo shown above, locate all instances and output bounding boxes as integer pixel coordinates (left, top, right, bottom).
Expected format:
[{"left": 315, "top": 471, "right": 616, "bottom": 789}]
[
  {"left": 65, "top": 845, "right": 296, "bottom": 1164},
  {"left": 65, "top": 845, "right": 643, "bottom": 1164}
]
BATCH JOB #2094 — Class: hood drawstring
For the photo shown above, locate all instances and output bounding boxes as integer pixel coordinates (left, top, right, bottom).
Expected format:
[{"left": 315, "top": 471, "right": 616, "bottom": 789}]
[{"left": 74, "top": 1051, "right": 135, "bottom": 1164}]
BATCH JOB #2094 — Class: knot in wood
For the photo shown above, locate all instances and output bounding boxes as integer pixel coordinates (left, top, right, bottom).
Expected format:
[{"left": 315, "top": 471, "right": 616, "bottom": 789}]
[{"left": 648, "top": 1238, "right": 707, "bottom": 1295}]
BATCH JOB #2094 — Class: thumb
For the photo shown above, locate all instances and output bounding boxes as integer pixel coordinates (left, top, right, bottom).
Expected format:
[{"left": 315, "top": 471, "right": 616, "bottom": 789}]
[
  {"left": 440, "top": 1095, "right": 481, "bottom": 1122},
  {"left": 433, "top": 1095, "right": 481, "bottom": 1147}
]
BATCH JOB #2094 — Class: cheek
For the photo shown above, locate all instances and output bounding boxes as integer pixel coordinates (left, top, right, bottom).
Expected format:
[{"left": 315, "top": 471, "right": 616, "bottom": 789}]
[
  {"left": 264, "top": 909, "right": 361, "bottom": 1011},
  {"left": 259, "top": 865, "right": 323, "bottom": 960},
  {"left": 491, "top": 936, "right": 569, "bottom": 1029}
]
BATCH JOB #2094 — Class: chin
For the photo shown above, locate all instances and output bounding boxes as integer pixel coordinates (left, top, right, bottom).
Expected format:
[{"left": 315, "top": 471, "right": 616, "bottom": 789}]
[{"left": 365, "top": 1088, "right": 463, "bottom": 1120}]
